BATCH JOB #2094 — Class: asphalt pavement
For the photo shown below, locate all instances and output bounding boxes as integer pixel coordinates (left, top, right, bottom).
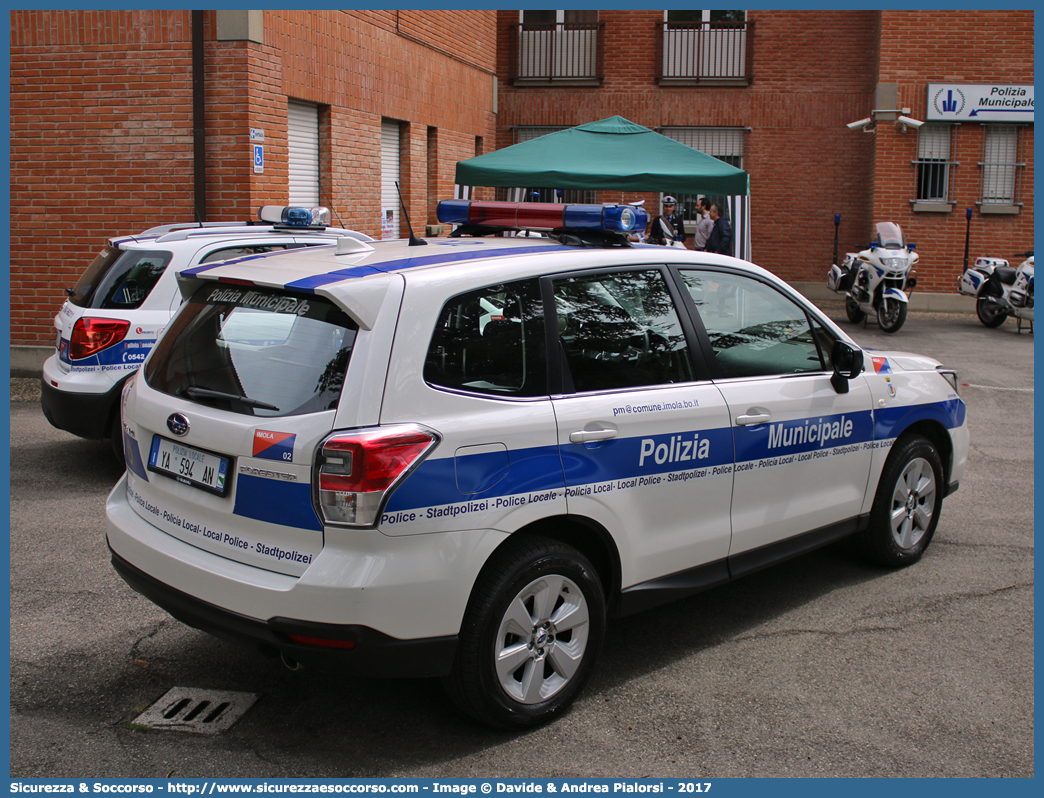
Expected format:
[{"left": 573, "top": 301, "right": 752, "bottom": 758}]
[{"left": 8, "top": 306, "right": 1034, "bottom": 778}]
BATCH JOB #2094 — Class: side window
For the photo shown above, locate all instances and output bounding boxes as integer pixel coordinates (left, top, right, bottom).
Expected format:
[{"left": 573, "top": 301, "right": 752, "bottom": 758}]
[
  {"left": 424, "top": 279, "right": 546, "bottom": 397},
  {"left": 552, "top": 269, "right": 694, "bottom": 393},
  {"left": 679, "top": 270, "right": 832, "bottom": 378},
  {"left": 199, "top": 244, "right": 299, "bottom": 265},
  {"left": 93, "top": 250, "right": 173, "bottom": 310}
]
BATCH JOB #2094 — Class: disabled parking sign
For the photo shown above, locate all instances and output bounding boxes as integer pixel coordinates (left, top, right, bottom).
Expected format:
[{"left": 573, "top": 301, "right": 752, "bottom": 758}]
[{"left": 253, "top": 144, "right": 264, "bottom": 174}]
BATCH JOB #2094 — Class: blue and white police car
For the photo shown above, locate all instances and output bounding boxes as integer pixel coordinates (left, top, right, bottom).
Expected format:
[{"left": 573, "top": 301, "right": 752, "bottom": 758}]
[
  {"left": 105, "top": 200, "right": 969, "bottom": 728},
  {"left": 41, "top": 207, "right": 372, "bottom": 462}
]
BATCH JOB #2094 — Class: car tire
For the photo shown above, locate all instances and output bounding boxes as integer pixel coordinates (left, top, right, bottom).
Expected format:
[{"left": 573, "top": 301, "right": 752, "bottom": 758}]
[
  {"left": 976, "top": 296, "right": 1008, "bottom": 328},
  {"left": 857, "top": 435, "right": 944, "bottom": 567},
  {"left": 845, "top": 297, "right": 866, "bottom": 324},
  {"left": 444, "top": 536, "right": 606, "bottom": 729},
  {"left": 876, "top": 297, "right": 908, "bottom": 333}
]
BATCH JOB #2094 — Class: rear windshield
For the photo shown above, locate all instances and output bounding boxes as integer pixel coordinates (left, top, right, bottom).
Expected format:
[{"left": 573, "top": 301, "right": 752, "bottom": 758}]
[
  {"left": 70, "top": 246, "right": 173, "bottom": 310},
  {"left": 144, "top": 284, "right": 358, "bottom": 418}
]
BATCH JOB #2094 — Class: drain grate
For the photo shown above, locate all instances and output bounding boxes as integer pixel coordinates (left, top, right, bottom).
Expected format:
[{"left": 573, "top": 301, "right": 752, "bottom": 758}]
[{"left": 133, "top": 687, "right": 259, "bottom": 734}]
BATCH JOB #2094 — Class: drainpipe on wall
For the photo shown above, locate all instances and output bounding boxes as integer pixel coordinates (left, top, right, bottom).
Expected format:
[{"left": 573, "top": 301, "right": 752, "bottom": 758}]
[{"left": 193, "top": 10, "right": 206, "bottom": 223}]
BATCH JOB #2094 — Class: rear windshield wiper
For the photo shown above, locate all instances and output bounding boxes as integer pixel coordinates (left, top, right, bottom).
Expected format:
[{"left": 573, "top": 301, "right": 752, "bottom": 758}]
[{"left": 184, "top": 385, "right": 280, "bottom": 411}]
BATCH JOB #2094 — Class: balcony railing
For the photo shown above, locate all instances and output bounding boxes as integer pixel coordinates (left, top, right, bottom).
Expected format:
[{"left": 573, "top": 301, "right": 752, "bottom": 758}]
[
  {"left": 510, "top": 22, "right": 605, "bottom": 85},
  {"left": 658, "top": 21, "right": 752, "bottom": 85}
]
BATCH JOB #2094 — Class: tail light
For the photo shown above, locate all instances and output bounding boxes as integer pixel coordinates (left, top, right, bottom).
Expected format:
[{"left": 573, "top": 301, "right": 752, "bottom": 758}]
[
  {"left": 68, "top": 317, "right": 130, "bottom": 360},
  {"left": 314, "top": 425, "right": 439, "bottom": 527}
]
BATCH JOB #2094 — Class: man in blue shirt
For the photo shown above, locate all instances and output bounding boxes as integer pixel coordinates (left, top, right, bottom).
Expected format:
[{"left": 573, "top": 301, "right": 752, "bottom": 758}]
[{"left": 706, "top": 204, "right": 733, "bottom": 256}]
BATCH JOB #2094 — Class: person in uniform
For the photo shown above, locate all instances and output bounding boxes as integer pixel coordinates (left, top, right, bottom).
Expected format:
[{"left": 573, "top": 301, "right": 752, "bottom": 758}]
[{"left": 646, "top": 196, "right": 686, "bottom": 246}]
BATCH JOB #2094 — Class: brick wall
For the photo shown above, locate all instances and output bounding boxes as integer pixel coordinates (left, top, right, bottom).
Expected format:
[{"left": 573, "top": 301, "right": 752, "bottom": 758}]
[
  {"left": 496, "top": 11, "right": 881, "bottom": 281},
  {"left": 9, "top": 9, "right": 1033, "bottom": 348},
  {"left": 10, "top": 10, "right": 197, "bottom": 346},
  {"left": 264, "top": 10, "right": 497, "bottom": 237},
  {"left": 10, "top": 9, "right": 498, "bottom": 346},
  {"left": 872, "top": 11, "right": 1035, "bottom": 294}
]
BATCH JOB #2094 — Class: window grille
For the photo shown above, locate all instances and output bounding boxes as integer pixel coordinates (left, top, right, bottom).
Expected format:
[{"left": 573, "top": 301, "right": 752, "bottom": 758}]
[
  {"left": 914, "top": 124, "right": 956, "bottom": 203},
  {"left": 658, "top": 127, "right": 745, "bottom": 222},
  {"left": 980, "top": 125, "right": 1022, "bottom": 206},
  {"left": 661, "top": 11, "right": 748, "bottom": 82},
  {"left": 515, "top": 11, "right": 601, "bottom": 82}
]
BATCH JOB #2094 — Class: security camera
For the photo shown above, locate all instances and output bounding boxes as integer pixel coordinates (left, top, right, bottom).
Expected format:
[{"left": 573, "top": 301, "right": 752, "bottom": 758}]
[
  {"left": 897, "top": 116, "right": 924, "bottom": 130},
  {"left": 846, "top": 118, "right": 873, "bottom": 131}
]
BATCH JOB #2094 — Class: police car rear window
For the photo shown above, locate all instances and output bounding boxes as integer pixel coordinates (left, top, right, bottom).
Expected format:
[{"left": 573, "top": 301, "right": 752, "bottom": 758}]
[
  {"left": 70, "top": 247, "right": 173, "bottom": 310},
  {"left": 144, "top": 285, "right": 358, "bottom": 418}
]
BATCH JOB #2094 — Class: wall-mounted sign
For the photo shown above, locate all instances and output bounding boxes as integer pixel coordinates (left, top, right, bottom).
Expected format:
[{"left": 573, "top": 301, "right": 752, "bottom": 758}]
[
  {"left": 250, "top": 128, "right": 265, "bottom": 142},
  {"left": 381, "top": 209, "right": 395, "bottom": 240},
  {"left": 253, "top": 144, "right": 264, "bottom": 174},
  {"left": 927, "top": 83, "right": 1034, "bottom": 123}
]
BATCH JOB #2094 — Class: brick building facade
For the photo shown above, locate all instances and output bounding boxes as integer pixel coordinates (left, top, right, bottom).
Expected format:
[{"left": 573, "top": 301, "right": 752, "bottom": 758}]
[
  {"left": 9, "top": 9, "right": 1034, "bottom": 350},
  {"left": 496, "top": 9, "right": 1033, "bottom": 294},
  {"left": 10, "top": 9, "right": 497, "bottom": 347}
]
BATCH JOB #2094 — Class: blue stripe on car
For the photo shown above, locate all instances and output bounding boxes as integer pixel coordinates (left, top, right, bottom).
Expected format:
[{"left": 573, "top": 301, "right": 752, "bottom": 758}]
[
  {"left": 382, "top": 400, "right": 965, "bottom": 515},
  {"left": 733, "top": 409, "right": 875, "bottom": 462},
  {"left": 234, "top": 474, "right": 322, "bottom": 531},
  {"left": 383, "top": 444, "right": 565, "bottom": 513},
  {"left": 64, "top": 339, "right": 156, "bottom": 367},
  {"left": 285, "top": 244, "right": 567, "bottom": 292},
  {"left": 183, "top": 243, "right": 567, "bottom": 291},
  {"left": 873, "top": 398, "right": 966, "bottom": 441}
]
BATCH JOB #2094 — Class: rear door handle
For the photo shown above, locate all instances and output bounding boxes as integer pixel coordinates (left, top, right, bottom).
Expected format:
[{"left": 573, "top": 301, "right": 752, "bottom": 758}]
[
  {"left": 736, "top": 413, "right": 771, "bottom": 426},
  {"left": 569, "top": 428, "right": 618, "bottom": 444}
]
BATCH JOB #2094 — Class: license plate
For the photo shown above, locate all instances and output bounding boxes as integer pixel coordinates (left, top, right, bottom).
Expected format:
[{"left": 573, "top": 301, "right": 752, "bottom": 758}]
[{"left": 148, "top": 435, "right": 231, "bottom": 497}]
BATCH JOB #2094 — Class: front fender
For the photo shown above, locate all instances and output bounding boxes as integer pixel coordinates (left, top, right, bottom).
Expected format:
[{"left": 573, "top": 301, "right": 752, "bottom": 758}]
[
  {"left": 874, "top": 398, "right": 966, "bottom": 443},
  {"left": 881, "top": 287, "right": 908, "bottom": 303}
]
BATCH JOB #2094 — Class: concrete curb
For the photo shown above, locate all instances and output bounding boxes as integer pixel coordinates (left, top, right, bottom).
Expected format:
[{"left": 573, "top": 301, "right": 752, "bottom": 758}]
[{"left": 11, "top": 346, "right": 50, "bottom": 379}]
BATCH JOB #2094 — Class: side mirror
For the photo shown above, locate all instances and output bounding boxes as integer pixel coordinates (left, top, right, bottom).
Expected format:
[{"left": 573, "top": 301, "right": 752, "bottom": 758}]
[
  {"left": 908, "top": 242, "right": 916, "bottom": 251},
  {"left": 830, "top": 340, "right": 864, "bottom": 394}
]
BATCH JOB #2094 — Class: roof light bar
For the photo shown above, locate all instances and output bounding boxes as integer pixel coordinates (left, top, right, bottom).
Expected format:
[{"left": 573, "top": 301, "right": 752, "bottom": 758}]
[
  {"left": 257, "top": 206, "right": 330, "bottom": 227},
  {"left": 436, "top": 200, "right": 647, "bottom": 235}
]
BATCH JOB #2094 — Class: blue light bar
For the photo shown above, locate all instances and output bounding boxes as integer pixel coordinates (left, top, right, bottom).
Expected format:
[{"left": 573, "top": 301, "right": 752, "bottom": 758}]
[
  {"left": 436, "top": 200, "right": 472, "bottom": 226},
  {"left": 257, "top": 205, "right": 326, "bottom": 227}
]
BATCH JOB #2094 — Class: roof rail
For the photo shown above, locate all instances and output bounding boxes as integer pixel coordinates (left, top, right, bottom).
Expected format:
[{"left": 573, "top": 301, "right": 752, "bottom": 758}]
[{"left": 138, "top": 221, "right": 251, "bottom": 237}]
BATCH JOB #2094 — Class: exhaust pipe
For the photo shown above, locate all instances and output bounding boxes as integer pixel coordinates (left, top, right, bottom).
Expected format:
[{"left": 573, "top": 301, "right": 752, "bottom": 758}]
[{"left": 281, "top": 651, "right": 304, "bottom": 671}]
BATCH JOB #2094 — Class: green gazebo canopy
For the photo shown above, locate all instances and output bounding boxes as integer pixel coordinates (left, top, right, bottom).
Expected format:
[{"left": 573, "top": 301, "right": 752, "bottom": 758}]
[{"left": 455, "top": 116, "right": 749, "bottom": 196}]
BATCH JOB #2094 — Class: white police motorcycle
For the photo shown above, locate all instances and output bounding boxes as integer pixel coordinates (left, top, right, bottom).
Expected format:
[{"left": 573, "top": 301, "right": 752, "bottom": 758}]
[
  {"left": 827, "top": 222, "right": 918, "bottom": 334},
  {"left": 957, "top": 251, "right": 1034, "bottom": 332}
]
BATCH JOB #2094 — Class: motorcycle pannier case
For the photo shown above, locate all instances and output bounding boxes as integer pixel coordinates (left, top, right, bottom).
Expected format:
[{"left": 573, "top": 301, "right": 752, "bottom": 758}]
[{"left": 959, "top": 268, "right": 991, "bottom": 297}]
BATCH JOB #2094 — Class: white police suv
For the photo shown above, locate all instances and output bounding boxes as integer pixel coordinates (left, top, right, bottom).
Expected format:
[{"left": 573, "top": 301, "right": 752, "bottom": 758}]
[
  {"left": 105, "top": 200, "right": 969, "bottom": 728},
  {"left": 41, "top": 207, "right": 372, "bottom": 462}
]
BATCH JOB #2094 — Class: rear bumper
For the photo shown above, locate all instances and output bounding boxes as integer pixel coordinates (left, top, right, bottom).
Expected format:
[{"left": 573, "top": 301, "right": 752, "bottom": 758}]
[
  {"left": 105, "top": 471, "right": 509, "bottom": 673},
  {"left": 40, "top": 357, "right": 125, "bottom": 439},
  {"left": 110, "top": 545, "right": 458, "bottom": 677}
]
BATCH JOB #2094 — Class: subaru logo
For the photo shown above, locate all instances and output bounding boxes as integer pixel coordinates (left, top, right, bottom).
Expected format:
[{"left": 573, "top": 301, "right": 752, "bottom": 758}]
[{"left": 167, "top": 413, "right": 190, "bottom": 436}]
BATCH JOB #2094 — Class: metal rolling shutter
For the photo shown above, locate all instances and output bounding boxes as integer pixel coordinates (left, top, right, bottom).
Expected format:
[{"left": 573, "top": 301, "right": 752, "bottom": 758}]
[
  {"left": 380, "top": 119, "right": 401, "bottom": 239},
  {"left": 288, "top": 100, "right": 319, "bottom": 206}
]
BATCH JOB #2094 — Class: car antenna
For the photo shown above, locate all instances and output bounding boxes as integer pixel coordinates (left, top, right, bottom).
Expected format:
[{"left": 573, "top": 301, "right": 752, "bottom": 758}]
[
  {"left": 318, "top": 187, "right": 347, "bottom": 230},
  {"left": 395, "top": 181, "right": 427, "bottom": 246}
]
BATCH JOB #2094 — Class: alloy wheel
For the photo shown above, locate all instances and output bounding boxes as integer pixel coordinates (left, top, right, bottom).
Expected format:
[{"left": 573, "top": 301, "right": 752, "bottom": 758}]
[
  {"left": 889, "top": 456, "right": 937, "bottom": 551},
  {"left": 494, "top": 574, "right": 591, "bottom": 704}
]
